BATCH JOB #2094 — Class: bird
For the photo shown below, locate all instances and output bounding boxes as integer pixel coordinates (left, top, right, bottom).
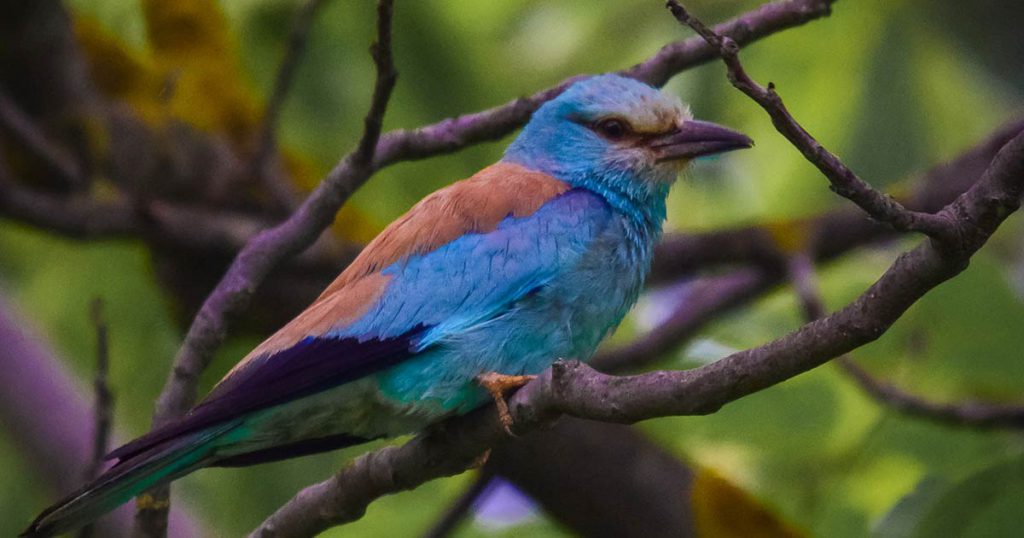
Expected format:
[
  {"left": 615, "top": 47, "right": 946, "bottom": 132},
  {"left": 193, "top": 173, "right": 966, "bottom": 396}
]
[{"left": 24, "top": 73, "right": 751, "bottom": 537}]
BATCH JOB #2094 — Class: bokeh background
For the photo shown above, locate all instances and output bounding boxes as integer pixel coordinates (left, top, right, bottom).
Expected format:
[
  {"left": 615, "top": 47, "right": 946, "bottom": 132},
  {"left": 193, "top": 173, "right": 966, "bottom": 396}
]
[{"left": 3, "top": 0, "right": 1024, "bottom": 536}]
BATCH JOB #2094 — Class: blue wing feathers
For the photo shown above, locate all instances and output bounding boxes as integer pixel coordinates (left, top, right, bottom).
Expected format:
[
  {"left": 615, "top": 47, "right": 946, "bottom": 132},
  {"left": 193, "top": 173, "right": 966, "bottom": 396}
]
[
  {"left": 106, "top": 188, "right": 611, "bottom": 463},
  {"left": 105, "top": 328, "right": 423, "bottom": 462}
]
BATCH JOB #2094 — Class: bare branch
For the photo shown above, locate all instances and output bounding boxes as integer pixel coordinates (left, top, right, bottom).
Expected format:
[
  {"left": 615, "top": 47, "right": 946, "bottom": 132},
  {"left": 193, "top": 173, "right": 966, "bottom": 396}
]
[
  {"left": 249, "top": 126, "right": 1024, "bottom": 538},
  {"left": 836, "top": 359, "right": 1024, "bottom": 429},
  {"left": 665, "top": 1, "right": 954, "bottom": 242},
  {"left": 251, "top": 0, "right": 330, "bottom": 211},
  {"left": 786, "top": 250, "right": 1024, "bottom": 430},
  {"left": 0, "top": 296, "right": 204, "bottom": 537},
  {"left": 371, "top": 0, "right": 834, "bottom": 168},
  {"left": 78, "top": 299, "right": 114, "bottom": 538},
  {"left": 133, "top": 1, "right": 398, "bottom": 535}
]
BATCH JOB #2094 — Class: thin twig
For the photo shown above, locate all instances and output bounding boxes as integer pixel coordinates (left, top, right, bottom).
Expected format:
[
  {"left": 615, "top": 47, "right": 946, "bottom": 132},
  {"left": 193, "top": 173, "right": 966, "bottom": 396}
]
[
  {"left": 0, "top": 296, "right": 204, "bottom": 537},
  {"left": 420, "top": 472, "right": 493, "bottom": 538},
  {"left": 785, "top": 252, "right": 1024, "bottom": 430},
  {"left": 133, "top": 2, "right": 397, "bottom": 536},
  {"left": 836, "top": 359, "right": 1024, "bottom": 428},
  {"left": 251, "top": 0, "right": 329, "bottom": 211},
  {"left": 78, "top": 298, "right": 114, "bottom": 538},
  {"left": 371, "top": 0, "right": 835, "bottom": 169},
  {"left": 665, "top": 1, "right": 954, "bottom": 242}
]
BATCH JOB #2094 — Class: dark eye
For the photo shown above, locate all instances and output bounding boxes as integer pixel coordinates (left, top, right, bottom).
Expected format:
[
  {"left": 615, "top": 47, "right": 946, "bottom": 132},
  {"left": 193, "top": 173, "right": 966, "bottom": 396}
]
[{"left": 594, "top": 118, "right": 630, "bottom": 140}]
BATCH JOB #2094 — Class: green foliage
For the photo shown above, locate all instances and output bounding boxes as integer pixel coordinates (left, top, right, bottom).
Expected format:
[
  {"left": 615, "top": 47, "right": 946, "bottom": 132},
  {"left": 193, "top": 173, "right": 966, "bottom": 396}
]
[
  {"left": 876, "top": 456, "right": 1024, "bottom": 538},
  {"left": 3, "top": 0, "right": 1024, "bottom": 536}
]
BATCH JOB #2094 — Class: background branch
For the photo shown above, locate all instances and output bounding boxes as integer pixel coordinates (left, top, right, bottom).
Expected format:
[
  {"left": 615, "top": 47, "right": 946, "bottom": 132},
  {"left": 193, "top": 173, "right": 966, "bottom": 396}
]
[
  {"left": 786, "top": 251, "right": 1024, "bottom": 430},
  {"left": 0, "top": 296, "right": 203, "bottom": 537},
  {"left": 251, "top": 0, "right": 330, "bottom": 212},
  {"left": 78, "top": 298, "right": 113, "bottom": 538}
]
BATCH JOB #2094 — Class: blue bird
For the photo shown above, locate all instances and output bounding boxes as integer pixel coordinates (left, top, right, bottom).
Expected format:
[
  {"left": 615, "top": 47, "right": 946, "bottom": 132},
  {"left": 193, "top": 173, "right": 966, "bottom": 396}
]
[{"left": 24, "top": 74, "right": 751, "bottom": 536}]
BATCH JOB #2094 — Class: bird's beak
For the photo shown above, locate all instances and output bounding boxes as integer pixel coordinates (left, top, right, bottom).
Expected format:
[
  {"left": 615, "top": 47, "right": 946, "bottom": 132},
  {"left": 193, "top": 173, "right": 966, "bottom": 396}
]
[{"left": 650, "top": 119, "right": 753, "bottom": 162}]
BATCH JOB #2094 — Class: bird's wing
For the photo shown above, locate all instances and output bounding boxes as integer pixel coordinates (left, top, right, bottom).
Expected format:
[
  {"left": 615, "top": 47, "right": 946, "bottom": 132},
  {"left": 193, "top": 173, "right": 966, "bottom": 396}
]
[{"left": 108, "top": 163, "right": 611, "bottom": 461}]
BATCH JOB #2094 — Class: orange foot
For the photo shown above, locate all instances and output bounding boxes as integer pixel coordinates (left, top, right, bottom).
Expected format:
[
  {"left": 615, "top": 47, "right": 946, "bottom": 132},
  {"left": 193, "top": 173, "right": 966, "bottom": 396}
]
[{"left": 475, "top": 372, "right": 537, "bottom": 435}]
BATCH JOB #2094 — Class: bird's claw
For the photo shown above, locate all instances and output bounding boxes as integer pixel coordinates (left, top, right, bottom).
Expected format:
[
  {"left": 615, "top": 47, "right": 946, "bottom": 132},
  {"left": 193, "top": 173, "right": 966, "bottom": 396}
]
[{"left": 475, "top": 372, "right": 537, "bottom": 436}]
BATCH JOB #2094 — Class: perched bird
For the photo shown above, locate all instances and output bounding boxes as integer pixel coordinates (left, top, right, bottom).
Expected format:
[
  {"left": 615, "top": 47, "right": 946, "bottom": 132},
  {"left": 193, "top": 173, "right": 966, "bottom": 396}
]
[{"left": 25, "top": 74, "right": 751, "bottom": 536}]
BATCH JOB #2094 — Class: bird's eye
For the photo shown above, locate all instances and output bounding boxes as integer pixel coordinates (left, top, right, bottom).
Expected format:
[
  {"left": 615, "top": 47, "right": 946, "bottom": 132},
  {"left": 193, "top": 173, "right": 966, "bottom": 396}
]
[{"left": 593, "top": 118, "right": 630, "bottom": 140}]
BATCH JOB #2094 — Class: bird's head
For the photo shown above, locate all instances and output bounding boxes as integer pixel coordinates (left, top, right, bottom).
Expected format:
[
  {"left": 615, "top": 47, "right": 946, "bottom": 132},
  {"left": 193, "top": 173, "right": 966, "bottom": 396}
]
[{"left": 504, "top": 74, "right": 751, "bottom": 216}]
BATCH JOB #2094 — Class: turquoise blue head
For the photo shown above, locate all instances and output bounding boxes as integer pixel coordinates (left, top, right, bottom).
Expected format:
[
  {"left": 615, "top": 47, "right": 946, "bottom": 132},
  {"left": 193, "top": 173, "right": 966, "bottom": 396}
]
[{"left": 504, "top": 74, "right": 751, "bottom": 218}]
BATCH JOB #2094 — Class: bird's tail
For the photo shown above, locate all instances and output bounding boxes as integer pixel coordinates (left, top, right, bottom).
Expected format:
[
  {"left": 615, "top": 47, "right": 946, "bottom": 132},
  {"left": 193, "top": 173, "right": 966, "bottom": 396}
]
[{"left": 21, "top": 424, "right": 233, "bottom": 538}]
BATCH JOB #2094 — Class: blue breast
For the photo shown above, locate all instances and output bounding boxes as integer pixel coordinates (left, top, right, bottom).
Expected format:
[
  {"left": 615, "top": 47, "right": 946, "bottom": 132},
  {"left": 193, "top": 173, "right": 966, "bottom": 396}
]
[{"left": 358, "top": 190, "right": 656, "bottom": 412}]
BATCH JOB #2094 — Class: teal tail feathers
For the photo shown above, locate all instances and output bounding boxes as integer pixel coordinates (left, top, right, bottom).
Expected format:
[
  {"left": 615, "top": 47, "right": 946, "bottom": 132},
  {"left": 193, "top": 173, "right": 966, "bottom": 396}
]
[{"left": 21, "top": 424, "right": 232, "bottom": 538}]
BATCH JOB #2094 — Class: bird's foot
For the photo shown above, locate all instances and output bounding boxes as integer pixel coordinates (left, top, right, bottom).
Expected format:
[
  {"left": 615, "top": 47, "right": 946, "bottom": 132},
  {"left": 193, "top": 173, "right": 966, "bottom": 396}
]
[{"left": 475, "top": 372, "right": 537, "bottom": 435}]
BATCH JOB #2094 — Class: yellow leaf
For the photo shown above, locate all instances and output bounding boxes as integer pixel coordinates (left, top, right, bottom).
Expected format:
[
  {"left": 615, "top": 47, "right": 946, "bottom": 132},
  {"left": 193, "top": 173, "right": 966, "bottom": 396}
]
[{"left": 691, "top": 467, "right": 805, "bottom": 538}]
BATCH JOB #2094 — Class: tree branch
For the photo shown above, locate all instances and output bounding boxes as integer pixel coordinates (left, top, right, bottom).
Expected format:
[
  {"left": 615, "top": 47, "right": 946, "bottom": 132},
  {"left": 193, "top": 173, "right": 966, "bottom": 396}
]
[
  {"left": 251, "top": 0, "right": 330, "bottom": 211},
  {"left": 370, "top": 0, "right": 834, "bottom": 168},
  {"left": 666, "top": 0, "right": 953, "bottom": 242},
  {"left": 78, "top": 299, "right": 113, "bottom": 538},
  {"left": 131, "top": 3, "right": 396, "bottom": 535},
  {"left": 0, "top": 296, "right": 204, "bottom": 537},
  {"left": 786, "top": 250, "right": 1024, "bottom": 430},
  {"left": 247, "top": 43, "right": 1024, "bottom": 538}
]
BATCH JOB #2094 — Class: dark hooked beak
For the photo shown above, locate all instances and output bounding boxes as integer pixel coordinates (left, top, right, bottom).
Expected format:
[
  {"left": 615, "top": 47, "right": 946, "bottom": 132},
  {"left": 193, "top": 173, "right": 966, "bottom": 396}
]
[{"left": 650, "top": 119, "right": 753, "bottom": 162}]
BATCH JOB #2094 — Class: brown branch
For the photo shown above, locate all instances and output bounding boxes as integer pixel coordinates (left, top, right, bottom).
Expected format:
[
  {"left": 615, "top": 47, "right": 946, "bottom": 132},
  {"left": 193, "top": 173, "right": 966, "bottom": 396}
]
[
  {"left": 78, "top": 299, "right": 114, "bottom": 538},
  {"left": 666, "top": 1, "right": 953, "bottom": 242},
  {"left": 132, "top": 2, "right": 397, "bottom": 536},
  {"left": 251, "top": 0, "right": 330, "bottom": 211},
  {"left": 247, "top": 25, "right": 1024, "bottom": 537}
]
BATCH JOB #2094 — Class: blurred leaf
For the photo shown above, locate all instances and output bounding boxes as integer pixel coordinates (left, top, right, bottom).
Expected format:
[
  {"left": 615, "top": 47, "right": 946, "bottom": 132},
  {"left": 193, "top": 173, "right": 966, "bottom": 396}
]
[
  {"left": 876, "top": 456, "right": 1024, "bottom": 538},
  {"left": 692, "top": 466, "right": 806, "bottom": 538}
]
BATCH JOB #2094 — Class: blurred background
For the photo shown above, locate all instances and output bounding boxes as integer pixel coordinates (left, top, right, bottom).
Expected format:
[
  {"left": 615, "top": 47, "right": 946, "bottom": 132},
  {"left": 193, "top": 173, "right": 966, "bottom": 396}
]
[{"left": 2, "top": 0, "right": 1024, "bottom": 536}]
